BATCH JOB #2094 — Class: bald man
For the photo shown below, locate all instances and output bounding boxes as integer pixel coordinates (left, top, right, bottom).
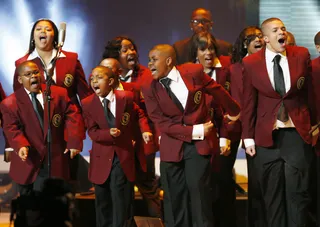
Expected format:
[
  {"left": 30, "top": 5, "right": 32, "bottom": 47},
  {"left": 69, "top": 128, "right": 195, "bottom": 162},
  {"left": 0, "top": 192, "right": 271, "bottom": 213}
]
[
  {"left": 173, "top": 8, "right": 232, "bottom": 64},
  {"left": 141, "top": 44, "right": 240, "bottom": 227},
  {"left": 100, "top": 58, "right": 162, "bottom": 218}
]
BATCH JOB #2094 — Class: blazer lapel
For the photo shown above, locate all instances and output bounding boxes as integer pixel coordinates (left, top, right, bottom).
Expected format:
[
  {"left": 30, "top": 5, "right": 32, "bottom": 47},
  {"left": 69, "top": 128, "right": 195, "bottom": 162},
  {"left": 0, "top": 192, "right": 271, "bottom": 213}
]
[
  {"left": 90, "top": 95, "right": 109, "bottom": 128},
  {"left": 285, "top": 47, "right": 299, "bottom": 97},
  {"left": 115, "top": 91, "right": 126, "bottom": 129},
  {"left": 16, "top": 87, "right": 43, "bottom": 139},
  {"left": 177, "top": 65, "right": 197, "bottom": 113}
]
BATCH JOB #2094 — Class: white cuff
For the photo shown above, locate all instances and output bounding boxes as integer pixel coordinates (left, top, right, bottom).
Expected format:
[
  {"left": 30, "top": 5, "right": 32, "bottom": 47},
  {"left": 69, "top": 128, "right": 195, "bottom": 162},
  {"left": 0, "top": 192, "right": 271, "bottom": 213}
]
[
  {"left": 243, "top": 139, "right": 255, "bottom": 148},
  {"left": 5, "top": 148, "right": 14, "bottom": 152},
  {"left": 192, "top": 124, "right": 204, "bottom": 140},
  {"left": 219, "top": 138, "right": 231, "bottom": 147}
]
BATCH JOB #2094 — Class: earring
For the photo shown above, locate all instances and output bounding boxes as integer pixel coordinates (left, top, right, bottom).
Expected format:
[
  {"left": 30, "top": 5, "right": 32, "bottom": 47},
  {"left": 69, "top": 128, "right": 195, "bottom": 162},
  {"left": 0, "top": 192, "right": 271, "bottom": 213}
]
[
  {"left": 244, "top": 45, "right": 247, "bottom": 49},
  {"left": 195, "top": 57, "right": 199, "bottom": 63},
  {"left": 32, "top": 39, "right": 35, "bottom": 45}
]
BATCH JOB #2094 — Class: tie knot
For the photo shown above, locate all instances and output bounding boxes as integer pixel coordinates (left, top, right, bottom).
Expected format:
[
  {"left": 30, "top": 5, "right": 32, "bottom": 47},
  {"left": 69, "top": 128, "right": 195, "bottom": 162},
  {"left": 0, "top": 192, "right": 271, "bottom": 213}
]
[
  {"left": 103, "top": 98, "right": 110, "bottom": 106},
  {"left": 273, "top": 55, "right": 281, "bottom": 64},
  {"left": 30, "top": 92, "right": 37, "bottom": 98},
  {"left": 160, "top": 77, "right": 171, "bottom": 87}
]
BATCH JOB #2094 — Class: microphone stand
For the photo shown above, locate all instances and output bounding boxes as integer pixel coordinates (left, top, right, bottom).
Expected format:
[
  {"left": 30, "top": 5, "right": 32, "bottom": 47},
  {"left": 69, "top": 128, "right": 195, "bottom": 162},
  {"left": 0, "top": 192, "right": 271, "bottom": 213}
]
[{"left": 43, "top": 47, "right": 62, "bottom": 178}]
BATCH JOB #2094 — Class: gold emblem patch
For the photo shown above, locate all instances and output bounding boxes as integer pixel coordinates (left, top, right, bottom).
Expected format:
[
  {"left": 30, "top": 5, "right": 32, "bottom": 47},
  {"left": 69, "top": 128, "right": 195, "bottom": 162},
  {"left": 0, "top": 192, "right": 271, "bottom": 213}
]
[
  {"left": 64, "top": 74, "right": 74, "bottom": 87},
  {"left": 194, "top": 91, "right": 202, "bottom": 104},
  {"left": 52, "top": 114, "right": 62, "bottom": 127},
  {"left": 224, "top": 81, "right": 230, "bottom": 91},
  {"left": 140, "top": 91, "right": 144, "bottom": 99},
  {"left": 297, "top": 77, "right": 305, "bottom": 90},
  {"left": 121, "top": 112, "right": 130, "bottom": 126}
]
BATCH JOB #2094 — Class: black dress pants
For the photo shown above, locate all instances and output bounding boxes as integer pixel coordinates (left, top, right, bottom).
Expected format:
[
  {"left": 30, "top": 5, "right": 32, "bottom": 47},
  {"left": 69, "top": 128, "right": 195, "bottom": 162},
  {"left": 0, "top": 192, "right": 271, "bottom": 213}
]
[
  {"left": 160, "top": 142, "right": 213, "bottom": 227},
  {"left": 253, "top": 128, "right": 312, "bottom": 227}
]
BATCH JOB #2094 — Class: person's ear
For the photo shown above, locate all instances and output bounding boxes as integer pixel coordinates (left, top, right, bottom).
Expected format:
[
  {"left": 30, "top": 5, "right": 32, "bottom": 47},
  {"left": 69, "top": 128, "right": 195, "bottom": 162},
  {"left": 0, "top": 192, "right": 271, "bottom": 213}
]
[
  {"left": 109, "top": 78, "right": 115, "bottom": 87},
  {"left": 166, "top": 57, "right": 172, "bottom": 66},
  {"left": 18, "top": 76, "right": 23, "bottom": 84}
]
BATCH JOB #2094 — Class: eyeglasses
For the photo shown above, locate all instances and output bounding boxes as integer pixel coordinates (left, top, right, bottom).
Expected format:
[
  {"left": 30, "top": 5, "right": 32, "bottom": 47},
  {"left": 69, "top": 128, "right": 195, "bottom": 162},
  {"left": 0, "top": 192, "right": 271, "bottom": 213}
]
[
  {"left": 22, "top": 70, "right": 40, "bottom": 77},
  {"left": 190, "top": 19, "right": 212, "bottom": 25},
  {"left": 245, "top": 34, "right": 263, "bottom": 42}
]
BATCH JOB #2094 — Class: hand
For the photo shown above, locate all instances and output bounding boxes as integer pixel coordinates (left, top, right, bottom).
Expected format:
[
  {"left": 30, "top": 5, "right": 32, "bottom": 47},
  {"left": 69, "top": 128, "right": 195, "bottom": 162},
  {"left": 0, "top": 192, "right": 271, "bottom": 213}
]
[
  {"left": 18, "top": 147, "right": 29, "bottom": 161},
  {"left": 245, "top": 145, "right": 256, "bottom": 157},
  {"left": 204, "top": 121, "right": 214, "bottom": 136},
  {"left": 110, "top": 128, "right": 121, "bottom": 137},
  {"left": 142, "top": 132, "right": 153, "bottom": 144},
  {"left": 220, "top": 145, "right": 231, "bottom": 156},
  {"left": 64, "top": 149, "right": 81, "bottom": 159},
  {"left": 310, "top": 125, "right": 319, "bottom": 146}
]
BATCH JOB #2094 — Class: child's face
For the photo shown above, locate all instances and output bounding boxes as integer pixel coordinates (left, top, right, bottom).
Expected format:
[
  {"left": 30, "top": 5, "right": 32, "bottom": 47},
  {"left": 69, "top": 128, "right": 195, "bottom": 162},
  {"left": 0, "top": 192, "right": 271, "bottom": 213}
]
[
  {"left": 90, "top": 67, "right": 114, "bottom": 97},
  {"left": 18, "top": 62, "right": 41, "bottom": 93}
]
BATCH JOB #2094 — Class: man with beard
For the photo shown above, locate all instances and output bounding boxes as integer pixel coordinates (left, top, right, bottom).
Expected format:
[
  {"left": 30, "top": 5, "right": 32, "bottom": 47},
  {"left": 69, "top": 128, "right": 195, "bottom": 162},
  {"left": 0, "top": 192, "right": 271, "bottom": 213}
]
[
  {"left": 173, "top": 8, "right": 232, "bottom": 64},
  {"left": 242, "top": 18, "right": 318, "bottom": 227}
]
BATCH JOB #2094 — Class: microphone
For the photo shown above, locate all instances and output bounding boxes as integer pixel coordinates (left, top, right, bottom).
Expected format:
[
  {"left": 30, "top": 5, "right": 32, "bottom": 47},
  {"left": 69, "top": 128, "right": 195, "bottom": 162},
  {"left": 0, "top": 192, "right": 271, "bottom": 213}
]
[{"left": 57, "top": 22, "right": 66, "bottom": 48}]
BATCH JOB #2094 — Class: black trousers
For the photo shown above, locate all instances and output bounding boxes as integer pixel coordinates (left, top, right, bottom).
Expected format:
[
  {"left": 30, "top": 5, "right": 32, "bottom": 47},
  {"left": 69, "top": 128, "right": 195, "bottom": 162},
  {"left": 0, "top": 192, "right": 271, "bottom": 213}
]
[
  {"left": 253, "top": 128, "right": 312, "bottom": 227},
  {"left": 94, "top": 155, "right": 133, "bottom": 227},
  {"left": 135, "top": 153, "right": 161, "bottom": 218},
  {"left": 212, "top": 140, "right": 240, "bottom": 227},
  {"left": 246, "top": 153, "right": 266, "bottom": 227},
  {"left": 160, "top": 142, "right": 213, "bottom": 227}
]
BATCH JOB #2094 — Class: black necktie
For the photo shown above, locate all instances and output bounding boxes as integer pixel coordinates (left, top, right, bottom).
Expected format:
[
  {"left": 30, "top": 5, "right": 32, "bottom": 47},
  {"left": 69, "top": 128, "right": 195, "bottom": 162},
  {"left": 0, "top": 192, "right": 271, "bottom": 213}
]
[
  {"left": 207, "top": 67, "right": 215, "bottom": 78},
  {"left": 273, "top": 55, "right": 289, "bottom": 122},
  {"left": 30, "top": 92, "right": 44, "bottom": 130},
  {"left": 103, "top": 98, "right": 115, "bottom": 128},
  {"left": 160, "top": 77, "right": 184, "bottom": 112},
  {"left": 120, "top": 75, "right": 131, "bottom": 82}
]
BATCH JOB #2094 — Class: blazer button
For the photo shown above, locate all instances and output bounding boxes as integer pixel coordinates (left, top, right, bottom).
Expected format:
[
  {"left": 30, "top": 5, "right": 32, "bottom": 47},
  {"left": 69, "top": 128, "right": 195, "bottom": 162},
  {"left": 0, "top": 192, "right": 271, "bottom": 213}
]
[
  {"left": 183, "top": 124, "right": 186, "bottom": 126},
  {"left": 109, "top": 159, "right": 111, "bottom": 161}
]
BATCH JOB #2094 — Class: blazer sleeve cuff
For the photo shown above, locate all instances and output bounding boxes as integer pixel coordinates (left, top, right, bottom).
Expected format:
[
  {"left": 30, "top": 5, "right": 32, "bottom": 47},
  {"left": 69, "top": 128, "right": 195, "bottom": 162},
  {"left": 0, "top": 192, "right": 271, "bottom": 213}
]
[{"left": 243, "top": 138, "right": 255, "bottom": 148}]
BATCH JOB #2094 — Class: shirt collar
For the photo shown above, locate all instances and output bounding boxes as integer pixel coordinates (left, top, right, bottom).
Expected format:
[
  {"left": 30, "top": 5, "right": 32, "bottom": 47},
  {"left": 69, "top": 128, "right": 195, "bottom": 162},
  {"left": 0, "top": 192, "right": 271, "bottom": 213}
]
[
  {"left": 165, "top": 66, "right": 179, "bottom": 83},
  {"left": 27, "top": 48, "right": 66, "bottom": 61},
  {"left": 99, "top": 89, "right": 115, "bottom": 104},
  {"left": 265, "top": 47, "right": 287, "bottom": 63},
  {"left": 213, "top": 57, "right": 222, "bottom": 68},
  {"left": 24, "top": 87, "right": 42, "bottom": 95},
  {"left": 116, "top": 81, "right": 124, "bottom": 91}
]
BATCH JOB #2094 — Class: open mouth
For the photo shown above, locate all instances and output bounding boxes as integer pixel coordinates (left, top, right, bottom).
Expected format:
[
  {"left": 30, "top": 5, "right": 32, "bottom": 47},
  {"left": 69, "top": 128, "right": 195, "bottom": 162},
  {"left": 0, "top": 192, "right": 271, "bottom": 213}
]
[
  {"left": 278, "top": 38, "right": 286, "bottom": 46},
  {"left": 92, "top": 85, "right": 100, "bottom": 91},
  {"left": 127, "top": 56, "right": 136, "bottom": 66},
  {"left": 150, "top": 68, "right": 157, "bottom": 75},
  {"left": 39, "top": 35, "right": 47, "bottom": 43},
  {"left": 254, "top": 43, "right": 262, "bottom": 49},
  {"left": 30, "top": 80, "right": 40, "bottom": 88}
]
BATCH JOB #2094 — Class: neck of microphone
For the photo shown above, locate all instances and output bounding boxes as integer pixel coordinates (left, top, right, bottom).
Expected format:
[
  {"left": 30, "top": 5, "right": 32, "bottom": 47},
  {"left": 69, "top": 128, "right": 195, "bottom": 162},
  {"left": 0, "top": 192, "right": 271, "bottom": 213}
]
[{"left": 57, "top": 22, "right": 66, "bottom": 49}]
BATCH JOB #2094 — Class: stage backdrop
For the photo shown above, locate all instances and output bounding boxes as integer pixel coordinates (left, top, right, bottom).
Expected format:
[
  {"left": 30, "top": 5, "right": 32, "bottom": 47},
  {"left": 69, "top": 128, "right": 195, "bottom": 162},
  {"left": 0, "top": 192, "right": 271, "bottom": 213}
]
[{"left": 0, "top": 0, "right": 258, "bottom": 180}]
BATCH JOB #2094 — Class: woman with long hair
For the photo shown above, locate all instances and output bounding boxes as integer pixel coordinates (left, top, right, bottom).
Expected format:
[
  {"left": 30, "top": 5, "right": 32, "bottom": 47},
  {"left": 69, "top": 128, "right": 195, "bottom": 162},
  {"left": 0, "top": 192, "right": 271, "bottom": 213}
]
[
  {"left": 230, "top": 26, "right": 265, "bottom": 227},
  {"left": 13, "top": 18, "right": 92, "bottom": 106}
]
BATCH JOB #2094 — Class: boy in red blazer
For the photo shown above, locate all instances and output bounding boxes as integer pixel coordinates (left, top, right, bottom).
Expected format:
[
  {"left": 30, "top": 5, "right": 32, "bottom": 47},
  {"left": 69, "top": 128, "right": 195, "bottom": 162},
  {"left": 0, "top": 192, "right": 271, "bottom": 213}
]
[
  {"left": 142, "top": 44, "right": 240, "bottom": 227},
  {"left": 0, "top": 61, "right": 84, "bottom": 195},
  {"left": 81, "top": 65, "right": 153, "bottom": 227}
]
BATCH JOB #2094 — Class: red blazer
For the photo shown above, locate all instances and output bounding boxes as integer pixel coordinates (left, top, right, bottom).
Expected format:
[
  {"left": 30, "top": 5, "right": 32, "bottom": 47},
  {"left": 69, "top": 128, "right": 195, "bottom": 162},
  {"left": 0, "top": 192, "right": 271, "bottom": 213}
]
[
  {"left": 13, "top": 50, "right": 93, "bottom": 105},
  {"left": 81, "top": 90, "right": 151, "bottom": 184},
  {"left": 131, "top": 64, "right": 153, "bottom": 87},
  {"left": 242, "top": 46, "right": 317, "bottom": 147},
  {"left": 0, "top": 85, "right": 85, "bottom": 185},
  {"left": 0, "top": 83, "right": 6, "bottom": 102},
  {"left": 205, "top": 56, "right": 232, "bottom": 139},
  {"left": 142, "top": 64, "right": 240, "bottom": 162}
]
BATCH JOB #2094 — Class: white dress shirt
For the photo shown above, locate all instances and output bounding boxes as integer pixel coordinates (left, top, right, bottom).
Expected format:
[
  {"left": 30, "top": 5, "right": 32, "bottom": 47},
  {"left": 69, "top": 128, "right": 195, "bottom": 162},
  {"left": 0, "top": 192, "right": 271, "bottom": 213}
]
[
  {"left": 24, "top": 88, "right": 44, "bottom": 108},
  {"left": 27, "top": 49, "right": 66, "bottom": 83},
  {"left": 159, "top": 66, "right": 204, "bottom": 140},
  {"left": 99, "top": 90, "right": 116, "bottom": 117},
  {"left": 120, "top": 70, "right": 133, "bottom": 82},
  {"left": 244, "top": 48, "right": 295, "bottom": 148}
]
